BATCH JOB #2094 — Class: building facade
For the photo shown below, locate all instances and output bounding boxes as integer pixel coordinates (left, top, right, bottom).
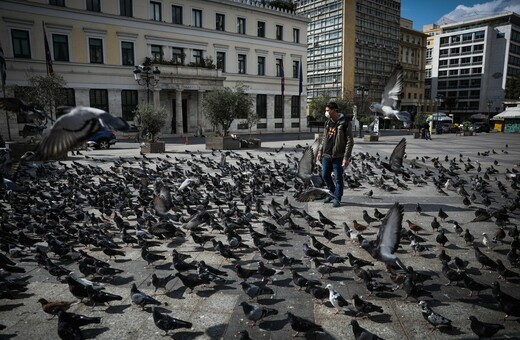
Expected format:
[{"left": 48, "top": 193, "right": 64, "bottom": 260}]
[
  {"left": 399, "top": 18, "right": 427, "bottom": 120},
  {"left": 296, "top": 0, "right": 401, "bottom": 119},
  {"left": 429, "top": 12, "right": 520, "bottom": 122},
  {"left": 0, "top": 0, "right": 309, "bottom": 140}
]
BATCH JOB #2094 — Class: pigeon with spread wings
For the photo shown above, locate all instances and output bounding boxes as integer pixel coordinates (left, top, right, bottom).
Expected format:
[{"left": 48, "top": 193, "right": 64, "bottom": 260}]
[
  {"left": 369, "top": 64, "right": 411, "bottom": 124},
  {"left": 0, "top": 97, "right": 52, "bottom": 123},
  {"left": 35, "top": 106, "right": 129, "bottom": 160},
  {"left": 360, "top": 202, "right": 407, "bottom": 272},
  {"left": 381, "top": 138, "right": 409, "bottom": 178},
  {"left": 296, "top": 137, "right": 322, "bottom": 185}
]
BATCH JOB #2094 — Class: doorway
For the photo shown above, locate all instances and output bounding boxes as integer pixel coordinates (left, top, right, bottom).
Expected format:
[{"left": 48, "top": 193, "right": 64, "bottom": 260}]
[{"left": 171, "top": 98, "right": 188, "bottom": 134}]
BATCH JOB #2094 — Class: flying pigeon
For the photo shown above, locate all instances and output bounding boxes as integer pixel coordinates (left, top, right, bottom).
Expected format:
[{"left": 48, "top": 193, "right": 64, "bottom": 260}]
[
  {"left": 35, "top": 106, "right": 129, "bottom": 160},
  {"left": 0, "top": 97, "right": 52, "bottom": 123},
  {"left": 369, "top": 63, "right": 411, "bottom": 124}
]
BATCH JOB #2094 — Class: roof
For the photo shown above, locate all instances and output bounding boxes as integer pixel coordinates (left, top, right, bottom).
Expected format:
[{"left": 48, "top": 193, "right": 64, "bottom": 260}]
[{"left": 491, "top": 107, "right": 520, "bottom": 120}]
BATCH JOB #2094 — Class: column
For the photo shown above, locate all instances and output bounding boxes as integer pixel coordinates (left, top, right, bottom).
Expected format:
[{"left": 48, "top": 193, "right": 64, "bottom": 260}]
[
  {"left": 197, "top": 90, "right": 206, "bottom": 135},
  {"left": 284, "top": 95, "right": 290, "bottom": 131},
  {"left": 176, "top": 89, "right": 183, "bottom": 136}
]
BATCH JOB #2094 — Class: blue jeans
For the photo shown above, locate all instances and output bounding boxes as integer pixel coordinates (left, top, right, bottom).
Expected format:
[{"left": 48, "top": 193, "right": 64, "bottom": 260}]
[{"left": 322, "top": 155, "right": 344, "bottom": 201}]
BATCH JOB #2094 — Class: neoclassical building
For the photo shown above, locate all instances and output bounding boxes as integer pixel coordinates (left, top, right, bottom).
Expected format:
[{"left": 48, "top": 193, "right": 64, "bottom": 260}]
[{"left": 0, "top": 0, "right": 309, "bottom": 139}]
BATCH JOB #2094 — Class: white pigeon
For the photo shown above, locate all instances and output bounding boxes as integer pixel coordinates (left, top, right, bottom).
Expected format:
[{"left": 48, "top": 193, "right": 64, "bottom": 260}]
[
  {"left": 178, "top": 178, "right": 197, "bottom": 191},
  {"left": 369, "top": 64, "right": 411, "bottom": 124},
  {"left": 36, "top": 106, "right": 129, "bottom": 160},
  {"left": 482, "top": 232, "right": 498, "bottom": 250},
  {"left": 325, "top": 284, "right": 350, "bottom": 314}
]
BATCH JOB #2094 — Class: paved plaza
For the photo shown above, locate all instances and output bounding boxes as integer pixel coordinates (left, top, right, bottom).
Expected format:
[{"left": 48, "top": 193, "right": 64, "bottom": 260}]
[{"left": 1, "top": 132, "right": 520, "bottom": 340}]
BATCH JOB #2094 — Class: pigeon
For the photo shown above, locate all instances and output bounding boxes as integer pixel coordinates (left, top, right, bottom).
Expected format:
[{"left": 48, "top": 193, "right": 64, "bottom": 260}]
[
  {"left": 350, "top": 319, "right": 385, "bottom": 340},
  {"left": 347, "top": 252, "right": 374, "bottom": 268},
  {"left": 240, "top": 281, "right": 274, "bottom": 300},
  {"left": 150, "top": 273, "right": 175, "bottom": 294},
  {"left": 152, "top": 307, "right": 192, "bottom": 336},
  {"left": 381, "top": 138, "right": 409, "bottom": 177},
  {"left": 435, "top": 230, "right": 448, "bottom": 247},
  {"left": 482, "top": 232, "right": 498, "bottom": 251},
  {"left": 326, "top": 284, "right": 350, "bottom": 314},
  {"left": 438, "top": 208, "right": 449, "bottom": 222},
  {"left": 86, "top": 285, "right": 123, "bottom": 306},
  {"left": 56, "top": 309, "right": 101, "bottom": 328},
  {"left": 35, "top": 106, "right": 129, "bottom": 160},
  {"left": 352, "top": 293, "right": 383, "bottom": 316},
  {"left": 130, "top": 283, "right": 161, "bottom": 310},
  {"left": 292, "top": 270, "right": 321, "bottom": 291},
  {"left": 418, "top": 300, "right": 452, "bottom": 331},
  {"left": 295, "top": 187, "right": 334, "bottom": 202},
  {"left": 473, "top": 245, "right": 497, "bottom": 270},
  {"left": 360, "top": 202, "right": 407, "bottom": 272},
  {"left": 296, "top": 137, "right": 321, "bottom": 183},
  {"left": 363, "top": 210, "right": 378, "bottom": 225},
  {"left": 468, "top": 315, "right": 505, "bottom": 339},
  {"left": 369, "top": 64, "right": 411, "bottom": 124},
  {"left": 38, "top": 298, "right": 75, "bottom": 319},
  {"left": 492, "top": 281, "right": 520, "bottom": 319},
  {"left": 239, "top": 301, "right": 278, "bottom": 327},
  {"left": 464, "top": 229, "right": 475, "bottom": 245},
  {"left": 496, "top": 259, "right": 520, "bottom": 282},
  {"left": 286, "top": 311, "right": 324, "bottom": 337},
  {"left": 0, "top": 97, "right": 52, "bottom": 123},
  {"left": 461, "top": 274, "right": 491, "bottom": 296},
  {"left": 431, "top": 217, "right": 440, "bottom": 232}
]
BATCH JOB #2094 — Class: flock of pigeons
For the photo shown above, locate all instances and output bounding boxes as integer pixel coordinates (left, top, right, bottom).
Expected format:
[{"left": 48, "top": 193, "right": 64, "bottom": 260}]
[{"left": 0, "top": 107, "right": 519, "bottom": 339}]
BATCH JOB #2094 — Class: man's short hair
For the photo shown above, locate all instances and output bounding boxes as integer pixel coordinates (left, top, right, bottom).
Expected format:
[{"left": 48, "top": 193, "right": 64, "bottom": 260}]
[{"left": 326, "top": 101, "right": 338, "bottom": 110}]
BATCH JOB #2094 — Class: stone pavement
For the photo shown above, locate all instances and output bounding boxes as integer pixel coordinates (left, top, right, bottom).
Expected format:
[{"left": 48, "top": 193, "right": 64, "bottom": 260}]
[{"left": 1, "top": 132, "right": 520, "bottom": 340}]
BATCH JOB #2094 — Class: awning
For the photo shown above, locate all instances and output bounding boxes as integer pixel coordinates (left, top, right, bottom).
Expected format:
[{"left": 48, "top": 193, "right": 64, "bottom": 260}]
[
  {"left": 491, "top": 107, "right": 520, "bottom": 120},
  {"left": 427, "top": 113, "right": 453, "bottom": 122},
  {"left": 470, "top": 113, "right": 487, "bottom": 120}
]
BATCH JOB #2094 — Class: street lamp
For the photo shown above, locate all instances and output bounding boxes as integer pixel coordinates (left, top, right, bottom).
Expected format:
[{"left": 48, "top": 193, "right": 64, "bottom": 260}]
[
  {"left": 487, "top": 100, "right": 492, "bottom": 125},
  {"left": 356, "top": 85, "right": 369, "bottom": 138},
  {"left": 133, "top": 65, "right": 160, "bottom": 103}
]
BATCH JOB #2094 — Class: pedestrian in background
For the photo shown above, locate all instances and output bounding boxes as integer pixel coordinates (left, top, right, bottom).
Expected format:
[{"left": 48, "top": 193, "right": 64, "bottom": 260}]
[
  {"left": 423, "top": 121, "right": 432, "bottom": 140},
  {"left": 317, "top": 101, "right": 355, "bottom": 208}
]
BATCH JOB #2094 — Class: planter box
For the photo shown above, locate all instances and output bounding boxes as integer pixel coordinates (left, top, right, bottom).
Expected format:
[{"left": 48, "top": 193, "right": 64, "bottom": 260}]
[
  {"left": 413, "top": 131, "right": 421, "bottom": 139},
  {"left": 463, "top": 131, "right": 474, "bottom": 136},
  {"left": 7, "top": 142, "right": 37, "bottom": 159},
  {"left": 240, "top": 138, "right": 261, "bottom": 149},
  {"left": 141, "top": 141, "right": 165, "bottom": 153},
  {"left": 364, "top": 134, "right": 379, "bottom": 142},
  {"left": 205, "top": 136, "right": 240, "bottom": 150}
]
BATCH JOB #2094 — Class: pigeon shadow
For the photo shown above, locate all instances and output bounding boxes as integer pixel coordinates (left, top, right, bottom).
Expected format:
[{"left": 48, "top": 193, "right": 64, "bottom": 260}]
[
  {"left": 257, "top": 298, "right": 285, "bottom": 305},
  {"left": 165, "top": 288, "right": 186, "bottom": 299},
  {"left": 271, "top": 278, "right": 293, "bottom": 288},
  {"left": 331, "top": 239, "right": 346, "bottom": 245},
  {"left": 258, "top": 318, "right": 288, "bottom": 331},
  {"left": 438, "top": 326, "right": 465, "bottom": 336},
  {"left": 445, "top": 244, "right": 465, "bottom": 250},
  {"left": 83, "top": 327, "right": 110, "bottom": 339},
  {"left": 170, "top": 331, "right": 205, "bottom": 340},
  {"left": 106, "top": 275, "right": 135, "bottom": 286},
  {"left": 0, "top": 303, "right": 24, "bottom": 312},
  {"left": 373, "top": 292, "right": 401, "bottom": 299},
  {"left": 369, "top": 313, "right": 392, "bottom": 323},
  {"left": 0, "top": 333, "right": 17, "bottom": 339},
  {"left": 155, "top": 263, "right": 173, "bottom": 270},
  {"left": 104, "top": 304, "right": 131, "bottom": 314},
  {"left": 205, "top": 323, "right": 226, "bottom": 339}
]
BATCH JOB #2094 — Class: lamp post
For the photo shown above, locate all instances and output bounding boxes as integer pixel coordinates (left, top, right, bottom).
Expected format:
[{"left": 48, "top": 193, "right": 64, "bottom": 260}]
[
  {"left": 434, "top": 94, "right": 444, "bottom": 134},
  {"left": 133, "top": 65, "right": 160, "bottom": 103},
  {"left": 487, "top": 100, "right": 492, "bottom": 125},
  {"left": 356, "top": 86, "right": 369, "bottom": 138}
]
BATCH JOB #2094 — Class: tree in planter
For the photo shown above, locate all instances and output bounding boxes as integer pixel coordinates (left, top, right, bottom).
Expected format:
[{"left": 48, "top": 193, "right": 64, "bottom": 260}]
[
  {"left": 308, "top": 93, "right": 356, "bottom": 122},
  {"left": 133, "top": 103, "right": 167, "bottom": 142},
  {"left": 240, "top": 111, "right": 259, "bottom": 140},
  {"left": 201, "top": 83, "right": 253, "bottom": 136}
]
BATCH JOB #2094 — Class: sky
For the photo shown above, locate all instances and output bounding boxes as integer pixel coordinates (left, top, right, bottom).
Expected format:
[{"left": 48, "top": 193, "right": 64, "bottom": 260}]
[{"left": 401, "top": 0, "right": 520, "bottom": 31}]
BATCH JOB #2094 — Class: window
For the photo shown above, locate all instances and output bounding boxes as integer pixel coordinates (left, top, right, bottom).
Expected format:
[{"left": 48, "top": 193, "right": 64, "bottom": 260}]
[
  {"left": 193, "top": 49, "right": 203, "bottom": 65},
  {"left": 12, "top": 29, "right": 31, "bottom": 58},
  {"left": 172, "top": 5, "right": 182, "bottom": 24},
  {"left": 172, "top": 47, "right": 184, "bottom": 64},
  {"left": 274, "top": 95, "right": 283, "bottom": 118},
  {"left": 150, "top": 1, "right": 161, "bottom": 21},
  {"left": 256, "top": 94, "right": 267, "bottom": 118},
  {"left": 276, "top": 25, "right": 283, "bottom": 40},
  {"left": 88, "top": 38, "right": 103, "bottom": 63},
  {"left": 472, "top": 55, "right": 483, "bottom": 64},
  {"left": 257, "top": 56, "right": 265, "bottom": 75},
  {"left": 439, "top": 70, "right": 448, "bottom": 77},
  {"left": 257, "top": 21, "right": 265, "bottom": 37},
  {"left": 438, "top": 60, "right": 448, "bottom": 67},
  {"left": 58, "top": 88, "right": 76, "bottom": 109},
  {"left": 217, "top": 51, "right": 225, "bottom": 71},
  {"left": 216, "top": 13, "right": 225, "bottom": 31},
  {"left": 440, "top": 37, "right": 449, "bottom": 45},
  {"left": 474, "top": 31, "right": 485, "bottom": 40},
  {"left": 451, "top": 35, "right": 460, "bottom": 43},
  {"left": 121, "top": 90, "right": 138, "bottom": 121},
  {"left": 450, "top": 47, "right": 459, "bottom": 54},
  {"left": 462, "top": 33, "right": 472, "bottom": 41},
  {"left": 237, "top": 17, "right": 246, "bottom": 34},
  {"left": 238, "top": 54, "right": 246, "bottom": 74},
  {"left": 460, "top": 68, "right": 470, "bottom": 75},
  {"left": 291, "top": 96, "right": 300, "bottom": 118},
  {"left": 497, "top": 32, "right": 505, "bottom": 38},
  {"left": 276, "top": 58, "right": 283, "bottom": 77},
  {"left": 449, "top": 70, "right": 458, "bottom": 76},
  {"left": 293, "top": 28, "right": 300, "bottom": 43},
  {"left": 52, "top": 34, "right": 69, "bottom": 62},
  {"left": 292, "top": 60, "right": 299, "bottom": 78},
  {"left": 151, "top": 45, "right": 162, "bottom": 62},
  {"left": 86, "top": 0, "right": 101, "bottom": 12},
  {"left": 89, "top": 89, "right": 108, "bottom": 111},
  {"left": 472, "top": 67, "right": 482, "bottom": 74},
  {"left": 121, "top": 41, "right": 134, "bottom": 66},
  {"left": 120, "top": 0, "right": 133, "bottom": 17},
  {"left": 439, "top": 49, "right": 448, "bottom": 56},
  {"left": 473, "top": 44, "right": 483, "bottom": 52},
  {"left": 50, "top": 0, "right": 65, "bottom": 6},
  {"left": 449, "top": 59, "right": 459, "bottom": 65},
  {"left": 192, "top": 9, "right": 202, "bottom": 28},
  {"left": 460, "top": 57, "right": 470, "bottom": 64},
  {"left": 462, "top": 46, "right": 471, "bottom": 53}
]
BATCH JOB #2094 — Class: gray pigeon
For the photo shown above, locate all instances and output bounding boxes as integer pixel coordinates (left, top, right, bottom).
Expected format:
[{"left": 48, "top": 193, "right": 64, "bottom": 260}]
[
  {"left": 326, "top": 284, "right": 350, "bottom": 314},
  {"left": 239, "top": 301, "right": 278, "bottom": 327},
  {"left": 240, "top": 281, "right": 274, "bottom": 300},
  {"left": 297, "top": 137, "right": 322, "bottom": 185},
  {"left": 369, "top": 64, "right": 411, "bottom": 124},
  {"left": 131, "top": 283, "right": 161, "bottom": 310},
  {"left": 419, "top": 300, "right": 452, "bottom": 331}
]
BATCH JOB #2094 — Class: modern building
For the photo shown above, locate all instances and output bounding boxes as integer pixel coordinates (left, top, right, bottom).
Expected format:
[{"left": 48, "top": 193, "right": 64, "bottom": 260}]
[
  {"left": 399, "top": 18, "right": 427, "bottom": 121},
  {"left": 428, "top": 12, "right": 520, "bottom": 123},
  {"left": 0, "top": 0, "right": 309, "bottom": 140},
  {"left": 296, "top": 0, "right": 401, "bottom": 119}
]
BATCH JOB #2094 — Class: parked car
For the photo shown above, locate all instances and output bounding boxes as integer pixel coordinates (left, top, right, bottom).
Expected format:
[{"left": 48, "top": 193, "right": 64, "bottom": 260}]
[
  {"left": 87, "top": 129, "right": 117, "bottom": 149},
  {"left": 470, "top": 122, "right": 491, "bottom": 133}
]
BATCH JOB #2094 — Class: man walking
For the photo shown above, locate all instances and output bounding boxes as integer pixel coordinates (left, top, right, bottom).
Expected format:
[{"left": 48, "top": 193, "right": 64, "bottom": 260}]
[{"left": 317, "top": 101, "right": 355, "bottom": 207}]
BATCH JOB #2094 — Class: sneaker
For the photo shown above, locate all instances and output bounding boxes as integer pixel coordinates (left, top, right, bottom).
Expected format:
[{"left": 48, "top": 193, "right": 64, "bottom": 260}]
[
  {"left": 323, "top": 196, "right": 333, "bottom": 203},
  {"left": 332, "top": 199, "right": 341, "bottom": 207}
]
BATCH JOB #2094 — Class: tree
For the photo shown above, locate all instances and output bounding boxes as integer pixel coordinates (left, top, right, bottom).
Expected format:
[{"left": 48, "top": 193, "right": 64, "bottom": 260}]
[
  {"left": 133, "top": 103, "right": 167, "bottom": 142},
  {"left": 202, "top": 83, "right": 253, "bottom": 136},
  {"left": 308, "top": 93, "right": 355, "bottom": 122},
  {"left": 14, "top": 74, "right": 67, "bottom": 122},
  {"left": 444, "top": 96, "right": 458, "bottom": 115},
  {"left": 240, "top": 111, "right": 259, "bottom": 139},
  {"left": 505, "top": 74, "right": 520, "bottom": 100}
]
